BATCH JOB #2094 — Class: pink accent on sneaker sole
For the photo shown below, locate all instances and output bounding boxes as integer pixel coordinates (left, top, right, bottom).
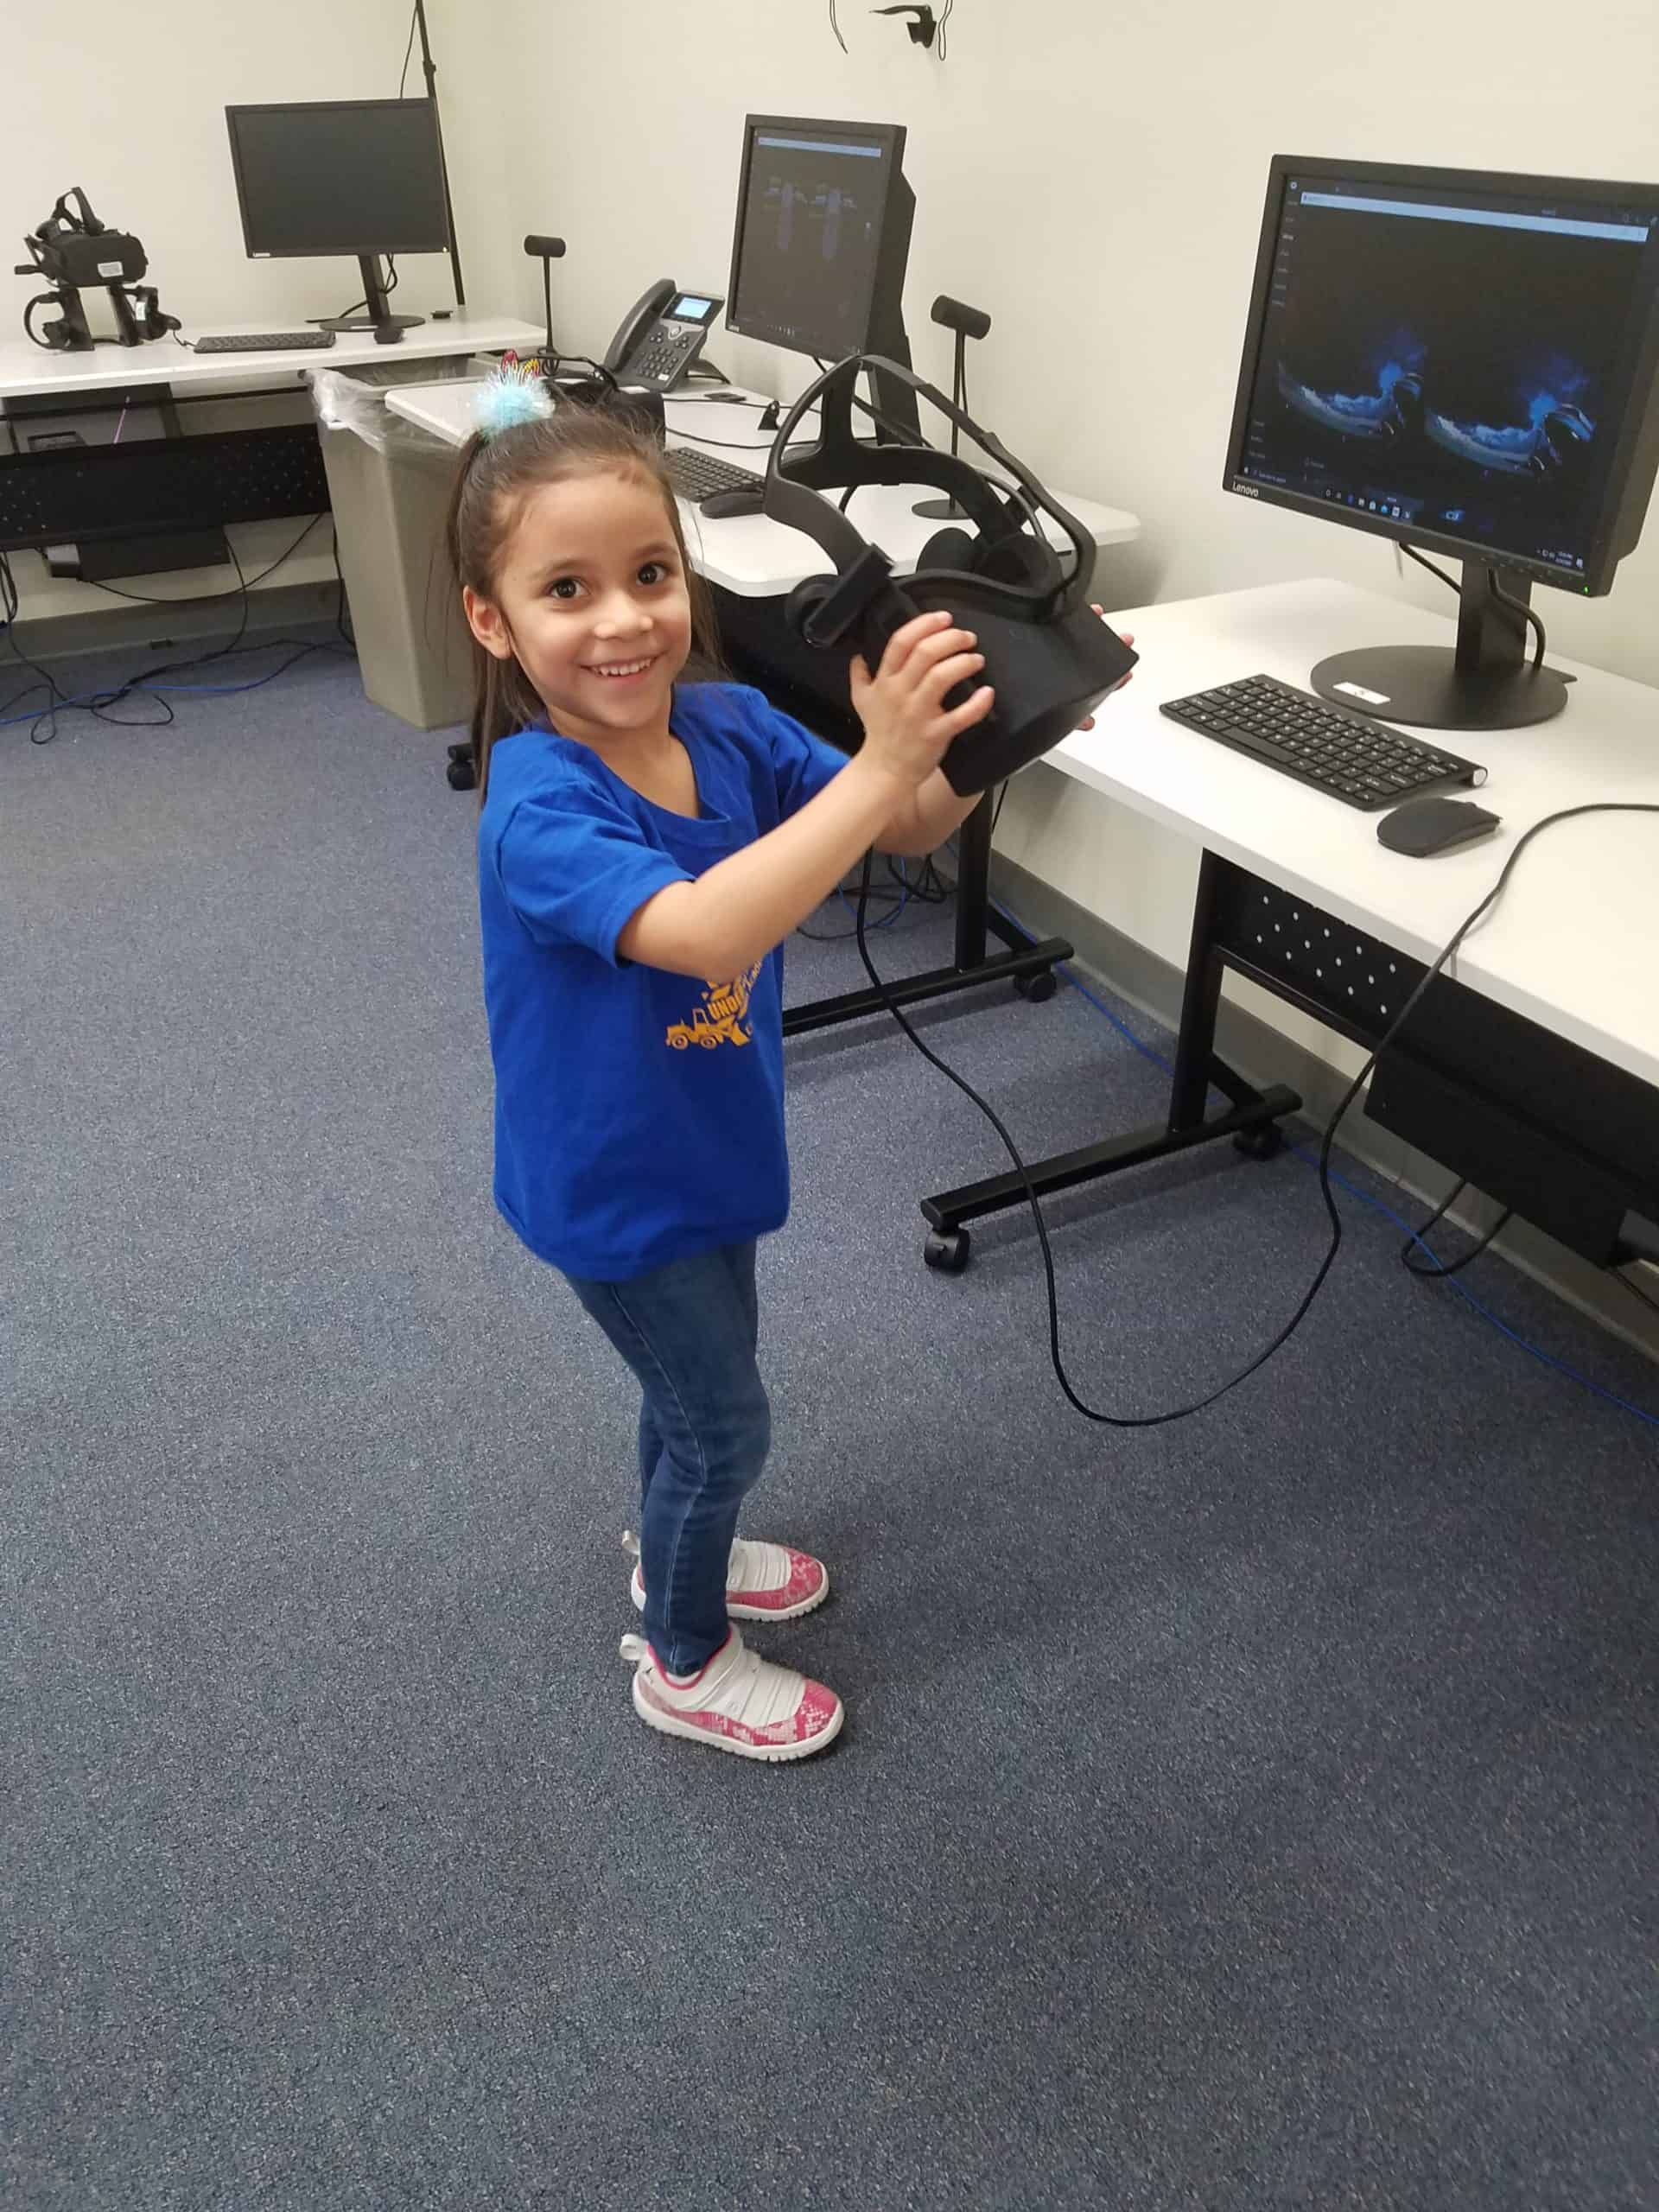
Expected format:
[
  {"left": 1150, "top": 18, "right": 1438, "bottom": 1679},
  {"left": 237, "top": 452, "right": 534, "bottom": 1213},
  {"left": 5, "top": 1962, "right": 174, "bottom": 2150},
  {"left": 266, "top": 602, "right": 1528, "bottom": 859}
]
[
  {"left": 630, "top": 1546, "right": 830, "bottom": 1624},
  {"left": 631, "top": 1665, "right": 844, "bottom": 1764}
]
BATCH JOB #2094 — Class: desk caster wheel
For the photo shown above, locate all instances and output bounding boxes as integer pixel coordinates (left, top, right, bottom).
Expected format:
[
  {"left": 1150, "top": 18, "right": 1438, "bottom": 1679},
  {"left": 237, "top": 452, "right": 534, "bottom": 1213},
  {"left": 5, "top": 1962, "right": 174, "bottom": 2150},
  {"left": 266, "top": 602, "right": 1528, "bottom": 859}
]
[
  {"left": 447, "top": 755, "right": 476, "bottom": 791},
  {"left": 1234, "top": 1122, "right": 1283, "bottom": 1161},
  {"left": 925, "top": 1227, "right": 971, "bottom": 1273},
  {"left": 1014, "top": 969, "right": 1058, "bottom": 1003}
]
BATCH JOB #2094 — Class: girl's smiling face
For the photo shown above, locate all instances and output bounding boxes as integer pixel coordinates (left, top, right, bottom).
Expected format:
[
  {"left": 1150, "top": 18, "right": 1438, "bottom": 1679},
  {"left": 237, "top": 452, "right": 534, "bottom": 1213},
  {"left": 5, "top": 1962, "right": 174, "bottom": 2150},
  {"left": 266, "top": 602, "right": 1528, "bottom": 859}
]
[{"left": 463, "top": 468, "right": 693, "bottom": 748}]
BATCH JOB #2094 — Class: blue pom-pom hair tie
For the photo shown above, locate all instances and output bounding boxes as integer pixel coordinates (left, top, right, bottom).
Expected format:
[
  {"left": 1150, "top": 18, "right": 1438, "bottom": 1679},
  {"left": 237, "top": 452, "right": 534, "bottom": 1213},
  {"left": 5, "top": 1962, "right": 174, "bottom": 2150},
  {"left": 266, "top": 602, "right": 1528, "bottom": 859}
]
[{"left": 473, "top": 363, "right": 555, "bottom": 441}]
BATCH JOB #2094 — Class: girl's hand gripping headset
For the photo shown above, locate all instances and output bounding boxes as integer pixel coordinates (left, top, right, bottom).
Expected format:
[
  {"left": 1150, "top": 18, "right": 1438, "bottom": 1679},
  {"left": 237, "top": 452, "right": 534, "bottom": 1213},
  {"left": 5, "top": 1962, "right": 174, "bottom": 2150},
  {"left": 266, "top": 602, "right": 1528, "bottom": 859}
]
[{"left": 760, "top": 353, "right": 1137, "bottom": 795}]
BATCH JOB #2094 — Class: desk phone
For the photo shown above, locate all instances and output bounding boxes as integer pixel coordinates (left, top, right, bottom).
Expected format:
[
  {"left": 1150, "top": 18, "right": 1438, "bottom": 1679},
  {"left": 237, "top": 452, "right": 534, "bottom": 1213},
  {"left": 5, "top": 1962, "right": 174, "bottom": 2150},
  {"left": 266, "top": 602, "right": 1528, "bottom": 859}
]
[{"left": 604, "top": 280, "right": 725, "bottom": 391}]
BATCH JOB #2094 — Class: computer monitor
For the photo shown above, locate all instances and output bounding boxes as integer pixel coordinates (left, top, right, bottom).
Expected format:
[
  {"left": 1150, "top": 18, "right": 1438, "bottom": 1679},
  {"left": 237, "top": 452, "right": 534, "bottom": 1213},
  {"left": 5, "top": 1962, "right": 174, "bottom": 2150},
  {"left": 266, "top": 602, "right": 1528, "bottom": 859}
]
[
  {"left": 726, "top": 115, "right": 919, "bottom": 438},
  {"left": 1224, "top": 157, "right": 1659, "bottom": 729},
  {"left": 225, "top": 99, "right": 451, "bottom": 334}
]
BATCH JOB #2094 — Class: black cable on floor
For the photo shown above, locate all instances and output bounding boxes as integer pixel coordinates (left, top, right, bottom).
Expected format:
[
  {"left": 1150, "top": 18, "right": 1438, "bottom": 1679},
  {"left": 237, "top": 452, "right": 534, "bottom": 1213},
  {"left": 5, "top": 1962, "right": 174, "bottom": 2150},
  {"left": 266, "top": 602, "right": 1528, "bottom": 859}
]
[
  {"left": 851, "top": 802, "right": 1659, "bottom": 1428},
  {"left": 4, "top": 524, "right": 355, "bottom": 747},
  {"left": 797, "top": 855, "right": 948, "bottom": 941},
  {"left": 1401, "top": 1179, "right": 1514, "bottom": 1277}
]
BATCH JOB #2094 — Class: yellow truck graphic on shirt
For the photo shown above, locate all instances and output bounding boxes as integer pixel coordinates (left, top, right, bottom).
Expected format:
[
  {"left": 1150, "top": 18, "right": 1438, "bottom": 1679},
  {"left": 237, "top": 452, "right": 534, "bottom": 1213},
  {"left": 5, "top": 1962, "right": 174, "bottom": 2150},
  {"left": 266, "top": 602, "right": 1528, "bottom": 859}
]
[{"left": 666, "top": 963, "right": 762, "bottom": 1051}]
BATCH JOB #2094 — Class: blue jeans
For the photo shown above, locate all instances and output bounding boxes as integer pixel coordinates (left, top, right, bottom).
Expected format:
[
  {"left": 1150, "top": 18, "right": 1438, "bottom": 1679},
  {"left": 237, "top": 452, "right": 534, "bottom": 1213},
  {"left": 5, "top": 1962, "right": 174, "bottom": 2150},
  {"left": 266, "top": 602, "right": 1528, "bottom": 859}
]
[{"left": 563, "top": 1241, "right": 769, "bottom": 1675}]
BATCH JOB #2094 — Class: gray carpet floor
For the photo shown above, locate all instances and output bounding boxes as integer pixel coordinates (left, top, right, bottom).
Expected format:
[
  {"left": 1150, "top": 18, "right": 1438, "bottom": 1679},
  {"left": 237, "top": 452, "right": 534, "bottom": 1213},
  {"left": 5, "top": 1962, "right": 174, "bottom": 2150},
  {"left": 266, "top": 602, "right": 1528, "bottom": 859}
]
[{"left": 3, "top": 645, "right": 1656, "bottom": 2212}]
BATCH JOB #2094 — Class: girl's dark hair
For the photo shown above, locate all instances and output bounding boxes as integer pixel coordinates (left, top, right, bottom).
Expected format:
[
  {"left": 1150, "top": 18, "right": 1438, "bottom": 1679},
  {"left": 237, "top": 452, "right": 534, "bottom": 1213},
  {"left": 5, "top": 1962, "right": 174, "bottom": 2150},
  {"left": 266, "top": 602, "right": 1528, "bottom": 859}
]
[{"left": 444, "top": 403, "right": 721, "bottom": 801}]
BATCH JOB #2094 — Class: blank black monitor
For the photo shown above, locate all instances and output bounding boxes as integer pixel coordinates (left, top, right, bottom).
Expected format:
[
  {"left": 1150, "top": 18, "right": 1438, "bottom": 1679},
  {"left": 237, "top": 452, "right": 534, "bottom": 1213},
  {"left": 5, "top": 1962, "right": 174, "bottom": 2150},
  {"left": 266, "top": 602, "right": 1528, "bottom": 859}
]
[
  {"left": 1224, "top": 157, "right": 1659, "bottom": 729},
  {"left": 727, "top": 115, "right": 918, "bottom": 435},
  {"left": 225, "top": 99, "right": 450, "bottom": 332}
]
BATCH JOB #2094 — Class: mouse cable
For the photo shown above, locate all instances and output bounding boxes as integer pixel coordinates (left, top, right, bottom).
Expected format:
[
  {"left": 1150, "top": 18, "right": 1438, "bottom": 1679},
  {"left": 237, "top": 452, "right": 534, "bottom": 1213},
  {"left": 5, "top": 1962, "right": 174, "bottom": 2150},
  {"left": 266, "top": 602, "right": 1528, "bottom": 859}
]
[
  {"left": 850, "top": 800, "right": 1659, "bottom": 1428},
  {"left": 987, "top": 893, "right": 1659, "bottom": 1428}
]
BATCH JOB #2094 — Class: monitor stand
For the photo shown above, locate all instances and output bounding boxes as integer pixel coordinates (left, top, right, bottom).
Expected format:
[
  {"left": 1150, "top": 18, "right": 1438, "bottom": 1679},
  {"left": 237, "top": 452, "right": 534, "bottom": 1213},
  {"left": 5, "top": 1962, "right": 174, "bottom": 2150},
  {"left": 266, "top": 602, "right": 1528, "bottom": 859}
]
[
  {"left": 1311, "top": 560, "right": 1569, "bottom": 731},
  {"left": 319, "top": 254, "right": 423, "bottom": 339}
]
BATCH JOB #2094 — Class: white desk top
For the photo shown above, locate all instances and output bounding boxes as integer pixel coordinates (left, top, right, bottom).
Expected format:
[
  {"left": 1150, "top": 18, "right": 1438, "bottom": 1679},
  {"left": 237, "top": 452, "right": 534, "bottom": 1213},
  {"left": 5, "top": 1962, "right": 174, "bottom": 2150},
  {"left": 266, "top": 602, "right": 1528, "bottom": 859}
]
[
  {"left": 383, "top": 378, "right": 1141, "bottom": 596},
  {"left": 1057, "top": 579, "right": 1659, "bottom": 1090},
  {"left": 0, "top": 315, "right": 543, "bottom": 402}
]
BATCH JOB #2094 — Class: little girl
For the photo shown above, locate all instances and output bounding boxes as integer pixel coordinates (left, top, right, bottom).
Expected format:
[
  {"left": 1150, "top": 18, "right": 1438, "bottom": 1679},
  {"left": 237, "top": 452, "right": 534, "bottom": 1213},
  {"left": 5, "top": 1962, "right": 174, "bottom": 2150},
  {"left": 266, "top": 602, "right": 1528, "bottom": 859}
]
[{"left": 448, "top": 378, "right": 995, "bottom": 1762}]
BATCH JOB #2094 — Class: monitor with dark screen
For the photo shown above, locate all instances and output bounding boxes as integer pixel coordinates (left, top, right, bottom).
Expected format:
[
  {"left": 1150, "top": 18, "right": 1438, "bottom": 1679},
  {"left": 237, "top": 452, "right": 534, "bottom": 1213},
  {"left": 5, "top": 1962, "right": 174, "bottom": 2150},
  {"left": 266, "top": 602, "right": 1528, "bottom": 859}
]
[
  {"left": 727, "top": 115, "right": 918, "bottom": 435},
  {"left": 225, "top": 100, "right": 449, "bottom": 333}
]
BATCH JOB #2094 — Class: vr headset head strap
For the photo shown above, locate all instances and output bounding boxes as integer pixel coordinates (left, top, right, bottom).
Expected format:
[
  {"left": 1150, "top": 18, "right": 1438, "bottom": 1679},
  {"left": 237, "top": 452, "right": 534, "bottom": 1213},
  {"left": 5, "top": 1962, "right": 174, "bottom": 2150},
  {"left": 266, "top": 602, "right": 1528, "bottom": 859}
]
[
  {"left": 762, "top": 352, "right": 1098, "bottom": 616},
  {"left": 45, "top": 188, "right": 103, "bottom": 239}
]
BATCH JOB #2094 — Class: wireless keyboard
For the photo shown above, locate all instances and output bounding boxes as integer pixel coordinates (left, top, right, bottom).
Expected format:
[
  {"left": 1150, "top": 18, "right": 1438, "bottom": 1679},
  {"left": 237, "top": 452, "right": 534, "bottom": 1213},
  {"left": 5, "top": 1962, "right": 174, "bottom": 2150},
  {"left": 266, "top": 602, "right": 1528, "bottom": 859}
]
[
  {"left": 192, "top": 329, "right": 337, "bottom": 353},
  {"left": 1160, "top": 673, "right": 1484, "bottom": 810},
  {"left": 663, "top": 448, "right": 763, "bottom": 501}
]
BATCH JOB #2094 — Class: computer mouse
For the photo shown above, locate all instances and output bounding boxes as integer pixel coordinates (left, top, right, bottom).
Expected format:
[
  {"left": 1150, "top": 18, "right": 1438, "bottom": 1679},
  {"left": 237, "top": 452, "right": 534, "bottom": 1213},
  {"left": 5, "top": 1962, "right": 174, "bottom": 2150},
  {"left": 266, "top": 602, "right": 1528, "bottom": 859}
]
[
  {"left": 699, "top": 487, "right": 766, "bottom": 520},
  {"left": 1376, "top": 796, "right": 1502, "bottom": 856}
]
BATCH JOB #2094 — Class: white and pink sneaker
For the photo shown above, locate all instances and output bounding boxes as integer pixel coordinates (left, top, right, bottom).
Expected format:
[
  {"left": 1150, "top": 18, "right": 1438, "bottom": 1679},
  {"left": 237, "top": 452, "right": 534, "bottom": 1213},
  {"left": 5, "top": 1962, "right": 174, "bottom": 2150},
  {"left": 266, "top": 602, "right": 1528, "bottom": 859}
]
[
  {"left": 619, "top": 1627, "right": 844, "bottom": 1762},
  {"left": 621, "top": 1529, "right": 829, "bottom": 1624}
]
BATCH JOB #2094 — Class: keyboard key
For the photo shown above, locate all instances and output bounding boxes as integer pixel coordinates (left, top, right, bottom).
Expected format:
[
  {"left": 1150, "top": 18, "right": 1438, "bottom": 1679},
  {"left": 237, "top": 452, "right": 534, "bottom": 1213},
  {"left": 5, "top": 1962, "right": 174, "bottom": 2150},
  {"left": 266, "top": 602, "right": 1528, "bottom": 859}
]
[{"left": 1218, "top": 724, "right": 1295, "bottom": 765}]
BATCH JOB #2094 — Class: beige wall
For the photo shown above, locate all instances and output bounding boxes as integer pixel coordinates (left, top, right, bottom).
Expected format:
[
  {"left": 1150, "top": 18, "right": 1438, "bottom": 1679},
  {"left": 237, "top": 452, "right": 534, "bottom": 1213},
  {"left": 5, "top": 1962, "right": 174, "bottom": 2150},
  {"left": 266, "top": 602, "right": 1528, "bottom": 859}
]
[
  {"left": 429, "top": 0, "right": 1659, "bottom": 1050},
  {"left": 433, "top": 0, "right": 1659, "bottom": 684},
  {"left": 3, "top": 2, "right": 440, "bottom": 331},
  {"left": 3, "top": 1, "right": 435, "bottom": 627},
  {"left": 10, "top": 3, "right": 1658, "bottom": 1056}
]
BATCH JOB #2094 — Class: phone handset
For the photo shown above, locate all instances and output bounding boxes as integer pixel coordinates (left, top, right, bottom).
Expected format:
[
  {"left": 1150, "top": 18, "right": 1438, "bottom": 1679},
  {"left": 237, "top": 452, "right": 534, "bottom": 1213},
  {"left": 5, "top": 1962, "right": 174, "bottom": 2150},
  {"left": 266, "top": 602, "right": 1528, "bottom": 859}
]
[
  {"left": 603, "top": 279, "right": 727, "bottom": 393},
  {"left": 603, "top": 278, "right": 677, "bottom": 377}
]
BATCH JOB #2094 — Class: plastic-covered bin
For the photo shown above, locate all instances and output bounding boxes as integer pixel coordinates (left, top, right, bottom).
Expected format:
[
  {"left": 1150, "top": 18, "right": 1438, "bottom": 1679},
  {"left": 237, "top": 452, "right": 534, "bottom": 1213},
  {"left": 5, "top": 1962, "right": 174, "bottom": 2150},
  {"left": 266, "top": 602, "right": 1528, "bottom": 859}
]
[{"left": 310, "top": 356, "right": 493, "bottom": 731}]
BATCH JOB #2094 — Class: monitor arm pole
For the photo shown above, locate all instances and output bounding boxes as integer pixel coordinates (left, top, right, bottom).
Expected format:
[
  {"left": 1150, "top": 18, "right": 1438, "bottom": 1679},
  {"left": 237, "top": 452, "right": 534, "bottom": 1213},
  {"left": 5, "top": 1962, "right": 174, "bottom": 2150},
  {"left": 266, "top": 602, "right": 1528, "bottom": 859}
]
[{"left": 412, "top": 0, "right": 466, "bottom": 310}]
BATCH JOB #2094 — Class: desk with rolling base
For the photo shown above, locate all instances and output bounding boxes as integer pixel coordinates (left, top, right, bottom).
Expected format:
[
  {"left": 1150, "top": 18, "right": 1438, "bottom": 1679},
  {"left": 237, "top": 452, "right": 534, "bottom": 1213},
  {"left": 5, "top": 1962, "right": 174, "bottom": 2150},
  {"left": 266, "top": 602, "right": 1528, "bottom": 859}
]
[
  {"left": 0, "top": 317, "right": 544, "bottom": 728},
  {"left": 922, "top": 579, "right": 1659, "bottom": 1287}
]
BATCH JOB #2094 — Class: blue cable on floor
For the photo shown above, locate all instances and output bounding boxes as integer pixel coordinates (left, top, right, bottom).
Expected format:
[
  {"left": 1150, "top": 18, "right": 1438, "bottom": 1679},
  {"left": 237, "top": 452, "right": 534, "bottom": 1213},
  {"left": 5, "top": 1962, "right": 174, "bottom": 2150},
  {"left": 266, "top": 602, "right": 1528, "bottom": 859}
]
[
  {"left": 987, "top": 892, "right": 1659, "bottom": 1432},
  {"left": 2, "top": 656, "right": 347, "bottom": 729},
  {"left": 2, "top": 672, "right": 291, "bottom": 725}
]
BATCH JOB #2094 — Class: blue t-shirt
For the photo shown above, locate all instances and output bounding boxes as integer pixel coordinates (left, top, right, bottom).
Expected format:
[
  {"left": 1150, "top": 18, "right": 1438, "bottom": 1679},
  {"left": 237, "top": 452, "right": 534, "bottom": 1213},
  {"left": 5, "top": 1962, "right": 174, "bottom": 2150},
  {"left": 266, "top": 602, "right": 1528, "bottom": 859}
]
[{"left": 477, "top": 682, "right": 850, "bottom": 1281}]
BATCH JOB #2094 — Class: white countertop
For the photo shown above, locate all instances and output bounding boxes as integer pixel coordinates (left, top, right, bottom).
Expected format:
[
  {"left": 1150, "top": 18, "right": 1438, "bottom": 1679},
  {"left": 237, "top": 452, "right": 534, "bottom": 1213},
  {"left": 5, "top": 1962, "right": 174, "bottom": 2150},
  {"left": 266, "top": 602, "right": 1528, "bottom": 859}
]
[
  {"left": 1053, "top": 578, "right": 1659, "bottom": 1089},
  {"left": 0, "top": 314, "right": 543, "bottom": 402},
  {"left": 383, "top": 378, "right": 1141, "bottom": 596}
]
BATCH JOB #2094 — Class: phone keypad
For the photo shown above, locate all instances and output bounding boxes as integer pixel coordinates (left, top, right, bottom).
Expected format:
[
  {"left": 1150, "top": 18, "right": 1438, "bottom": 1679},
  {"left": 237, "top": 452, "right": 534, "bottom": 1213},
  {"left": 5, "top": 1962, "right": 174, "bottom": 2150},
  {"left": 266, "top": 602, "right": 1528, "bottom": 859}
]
[{"left": 632, "top": 326, "right": 697, "bottom": 384}]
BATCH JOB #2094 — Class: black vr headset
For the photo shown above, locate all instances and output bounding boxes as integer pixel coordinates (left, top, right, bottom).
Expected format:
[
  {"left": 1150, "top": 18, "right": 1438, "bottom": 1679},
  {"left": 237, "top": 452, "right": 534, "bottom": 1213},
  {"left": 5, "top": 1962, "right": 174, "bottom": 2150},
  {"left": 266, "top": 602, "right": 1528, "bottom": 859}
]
[
  {"left": 16, "top": 187, "right": 178, "bottom": 352},
  {"left": 761, "top": 353, "right": 1136, "bottom": 796}
]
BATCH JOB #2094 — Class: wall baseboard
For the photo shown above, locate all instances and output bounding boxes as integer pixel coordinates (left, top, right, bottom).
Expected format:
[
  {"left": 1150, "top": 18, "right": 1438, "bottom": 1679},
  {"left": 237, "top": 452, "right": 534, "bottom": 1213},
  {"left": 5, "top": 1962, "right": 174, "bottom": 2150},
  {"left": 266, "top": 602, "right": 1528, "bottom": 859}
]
[
  {"left": 10, "top": 579, "right": 340, "bottom": 665},
  {"left": 988, "top": 852, "right": 1659, "bottom": 1372}
]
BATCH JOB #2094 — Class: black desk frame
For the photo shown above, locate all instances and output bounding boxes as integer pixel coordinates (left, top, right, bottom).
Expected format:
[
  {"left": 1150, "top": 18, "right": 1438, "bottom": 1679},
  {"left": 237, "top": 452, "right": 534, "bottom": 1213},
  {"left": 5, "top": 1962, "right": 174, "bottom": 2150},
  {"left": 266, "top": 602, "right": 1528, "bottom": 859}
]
[
  {"left": 918, "top": 849, "right": 1659, "bottom": 1273},
  {"left": 1, "top": 382, "right": 329, "bottom": 565}
]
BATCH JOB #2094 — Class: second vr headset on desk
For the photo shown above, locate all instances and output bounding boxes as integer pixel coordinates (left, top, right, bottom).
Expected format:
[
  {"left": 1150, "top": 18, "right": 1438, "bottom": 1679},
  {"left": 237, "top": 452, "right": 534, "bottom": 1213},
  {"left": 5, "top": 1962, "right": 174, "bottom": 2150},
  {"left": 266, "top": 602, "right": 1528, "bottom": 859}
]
[{"left": 760, "top": 353, "right": 1136, "bottom": 795}]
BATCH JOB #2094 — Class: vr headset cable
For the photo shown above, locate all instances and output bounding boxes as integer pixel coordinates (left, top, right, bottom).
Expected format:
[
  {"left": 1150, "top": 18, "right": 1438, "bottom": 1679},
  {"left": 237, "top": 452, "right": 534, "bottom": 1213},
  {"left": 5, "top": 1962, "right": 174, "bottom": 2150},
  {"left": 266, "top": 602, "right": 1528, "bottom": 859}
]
[{"left": 850, "top": 802, "right": 1659, "bottom": 1427}]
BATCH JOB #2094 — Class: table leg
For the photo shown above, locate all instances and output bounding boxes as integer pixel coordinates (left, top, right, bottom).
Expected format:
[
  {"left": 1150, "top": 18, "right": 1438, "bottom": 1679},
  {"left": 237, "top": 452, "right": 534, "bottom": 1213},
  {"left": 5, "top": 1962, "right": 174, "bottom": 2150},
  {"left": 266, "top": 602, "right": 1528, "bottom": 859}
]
[{"left": 918, "top": 847, "right": 1300, "bottom": 1270}]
